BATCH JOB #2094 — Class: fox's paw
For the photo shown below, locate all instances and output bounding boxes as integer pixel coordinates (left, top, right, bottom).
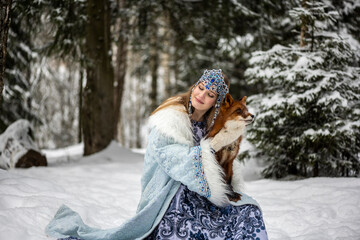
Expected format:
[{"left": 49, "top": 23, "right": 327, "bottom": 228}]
[{"left": 227, "top": 192, "right": 242, "bottom": 202}]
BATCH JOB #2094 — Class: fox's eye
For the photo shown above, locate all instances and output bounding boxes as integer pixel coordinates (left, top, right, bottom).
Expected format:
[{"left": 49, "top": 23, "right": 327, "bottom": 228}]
[{"left": 236, "top": 109, "right": 242, "bottom": 114}]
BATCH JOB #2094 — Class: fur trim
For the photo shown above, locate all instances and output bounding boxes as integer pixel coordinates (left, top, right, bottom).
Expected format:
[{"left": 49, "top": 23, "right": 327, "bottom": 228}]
[
  {"left": 231, "top": 160, "right": 244, "bottom": 193},
  {"left": 200, "top": 138, "right": 230, "bottom": 206},
  {"left": 149, "top": 104, "right": 193, "bottom": 146}
]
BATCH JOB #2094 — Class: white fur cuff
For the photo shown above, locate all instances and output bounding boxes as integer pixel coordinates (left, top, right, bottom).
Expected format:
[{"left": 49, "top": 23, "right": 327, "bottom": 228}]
[
  {"left": 231, "top": 160, "right": 244, "bottom": 193},
  {"left": 200, "top": 138, "right": 230, "bottom": 207}
]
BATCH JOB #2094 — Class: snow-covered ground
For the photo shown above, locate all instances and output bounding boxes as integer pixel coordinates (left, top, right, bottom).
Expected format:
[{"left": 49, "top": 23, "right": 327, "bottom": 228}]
[{"left": 0, "top": 141, "right": 359, "bottom": 240}]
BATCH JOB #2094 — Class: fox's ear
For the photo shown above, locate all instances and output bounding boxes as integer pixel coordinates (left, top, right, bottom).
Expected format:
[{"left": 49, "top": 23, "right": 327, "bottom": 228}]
[
  {"left": 241, "top": 96, "right": 247, "bottom": 104},
  {"left": 224, "top": 93, "right": 234, "bottom": 107}
]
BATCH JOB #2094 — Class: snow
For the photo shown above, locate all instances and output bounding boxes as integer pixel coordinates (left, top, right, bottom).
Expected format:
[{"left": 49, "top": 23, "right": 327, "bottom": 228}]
[
  {"left": 292, "top": 55, "right": 324, "bottom": 70},
  {"left": 303, "top": 128, "right": 331, "bottom": 137},
  {"left": 318, "top": 91, "right": 348, "bottom": 107},
  {"left": 218, "top": 34, "right": 254, "bottom": 58},
  {"left": 339, "top": 121, "right": 360, "bottom": 132},
  {"left": 0, "top": 141, "right": 360, "bottom": 240}
]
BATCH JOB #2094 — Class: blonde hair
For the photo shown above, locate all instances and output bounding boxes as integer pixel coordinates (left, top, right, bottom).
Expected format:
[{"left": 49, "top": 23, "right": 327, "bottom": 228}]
[{"left": 151, "top": 74, "right": 230, "bottom": 132}]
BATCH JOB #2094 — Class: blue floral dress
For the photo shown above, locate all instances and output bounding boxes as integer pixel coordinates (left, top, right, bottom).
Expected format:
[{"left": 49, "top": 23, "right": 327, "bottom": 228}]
[{"left": 145, "top": 119, "right": 268, "bottom": 240}]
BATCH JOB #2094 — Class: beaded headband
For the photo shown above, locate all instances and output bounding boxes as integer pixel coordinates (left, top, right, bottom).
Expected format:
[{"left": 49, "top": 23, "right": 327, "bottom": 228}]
[
  {"left": 189, "top": 69, "right": 229, "bottom": 129},
  {"left": 197, "top": 69, "right": 229, "bottom": 100}
]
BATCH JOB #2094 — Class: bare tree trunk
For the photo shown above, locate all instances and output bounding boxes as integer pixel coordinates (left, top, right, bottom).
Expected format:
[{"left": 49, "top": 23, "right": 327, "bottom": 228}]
[
  {"left": 313, "top": 161, "right": 319, "bottom": 177},
  {"left": 310, "top": 0, "right": 315, "bottom": 52},
  {"left": 117, "top": 114, "right": 125, "bottom": 145},
  {"left": 78, "top": 68, "right": 83, "bottom": 143},
  {"left": 129, "top": 76, "right": 135, "bottom": 148},
  {"left": 300, "top": 0, "right": 307, "bottom": 47},
  {"left": 0, "top": 0, "right": 12, "bottom": 105},
  {"left": 135, "top": 76, "right": 141, "bottom": 148},
  {"left": 259, "top": 0, "right": 264, "bottom": 50},
  {"left": 83, "top": 0, "right": 114, "bottom": 155},
  {"left": 174, "top": 46, "right": 180, "bottom": 92},
  {"left": 149, "top": 22, "right": 159, "bottom": 113},
  {"left": 162, "top": 51, "right": 171, "bottom": 100},
  {"left": 161, "top": 11, "right": 171, "bottom": 100},
  {"left": 114, "top": 0, "right": 128, "bottom": 140}
]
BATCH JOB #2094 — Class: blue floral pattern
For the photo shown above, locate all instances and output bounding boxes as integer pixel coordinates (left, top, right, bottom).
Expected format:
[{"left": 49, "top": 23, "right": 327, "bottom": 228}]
[
  {"left": 192, "top": 119, "right": 211, "bottom": 198},
  {"left": 191, "top": 119, "right": 207, "bottom": 145},
  {"left": 145, "top": 185, "right": 268, "bottom": 240},
  {"left": 192, "top": 146, "right": 211, "bottom": 198}
]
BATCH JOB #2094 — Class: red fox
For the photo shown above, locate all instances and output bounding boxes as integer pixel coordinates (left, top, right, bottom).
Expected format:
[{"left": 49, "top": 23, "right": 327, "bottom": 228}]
[{"left": 208, "top": 93, "right": 254, "bottom": 202}]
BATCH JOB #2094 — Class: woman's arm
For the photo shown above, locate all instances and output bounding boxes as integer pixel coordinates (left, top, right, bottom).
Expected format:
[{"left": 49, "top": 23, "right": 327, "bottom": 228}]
[{"left": 147, "top": 128, "right": 230, "bottom": 206}]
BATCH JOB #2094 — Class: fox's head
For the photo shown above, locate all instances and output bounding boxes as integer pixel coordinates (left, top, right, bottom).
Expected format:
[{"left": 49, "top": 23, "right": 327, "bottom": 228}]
[
  {"left": 221, "top": 93, "right": 254, "bottom": 123},
  {"left": 209, "top": 94, "right": 255, "bottom": 137}
]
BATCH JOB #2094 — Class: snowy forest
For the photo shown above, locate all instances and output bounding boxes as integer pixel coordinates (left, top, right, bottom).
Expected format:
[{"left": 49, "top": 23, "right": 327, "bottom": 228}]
[
  {"left": 1, "top": 1, "right": 360, "bottom": 239},
  {"left": 1, "top": 0, "right": 359, "bottom": 177}
]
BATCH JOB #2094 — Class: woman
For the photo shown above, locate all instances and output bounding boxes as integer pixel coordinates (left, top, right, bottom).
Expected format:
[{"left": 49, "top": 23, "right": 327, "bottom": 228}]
[{"left": 46, "top": 69, "right": 268, "bottom": 240}]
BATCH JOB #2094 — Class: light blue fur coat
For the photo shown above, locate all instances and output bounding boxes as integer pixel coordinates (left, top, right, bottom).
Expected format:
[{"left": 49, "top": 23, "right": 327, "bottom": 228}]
[{"left": 45, "top": 102, "right": 260, "bottom": 240}]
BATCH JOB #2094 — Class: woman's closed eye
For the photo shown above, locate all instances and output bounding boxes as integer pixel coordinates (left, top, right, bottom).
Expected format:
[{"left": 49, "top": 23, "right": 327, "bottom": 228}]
[{"left": 199, "top": 85, "right": 215, "bottom": 98}]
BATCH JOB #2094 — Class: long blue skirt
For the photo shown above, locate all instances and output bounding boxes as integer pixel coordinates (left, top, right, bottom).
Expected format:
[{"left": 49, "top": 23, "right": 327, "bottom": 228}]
[
  {"left": 145, "top": 184, "right": 268, "bottom": 240},
  {"left": 58, "top": 185, "right": 268, "bottom": 240}
]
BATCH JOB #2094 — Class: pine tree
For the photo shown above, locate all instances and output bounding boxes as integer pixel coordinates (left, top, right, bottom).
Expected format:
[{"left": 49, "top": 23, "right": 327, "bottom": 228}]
[
  {"left": 216, "top": 0, "right": 299, "bottom": 99},
  {"left": 1, "top": 1, "right": 42, "bottom": 132},
  {"left": 329, "top": 0, "right": 360, "bottom": 64},
  {"left": 242, "top": 0, "right": 360, "bottom": 178}
]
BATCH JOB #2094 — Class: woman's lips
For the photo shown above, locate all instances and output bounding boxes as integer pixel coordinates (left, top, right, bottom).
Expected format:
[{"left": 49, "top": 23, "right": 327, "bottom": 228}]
[{"left": 195, "top": 97, "right": 204, "bottom": 104}]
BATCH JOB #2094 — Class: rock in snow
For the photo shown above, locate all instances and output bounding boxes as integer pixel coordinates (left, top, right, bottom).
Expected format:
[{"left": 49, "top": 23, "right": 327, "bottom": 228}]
[{"left": 0, "top": 120, "right": 47, "bottom": 169}]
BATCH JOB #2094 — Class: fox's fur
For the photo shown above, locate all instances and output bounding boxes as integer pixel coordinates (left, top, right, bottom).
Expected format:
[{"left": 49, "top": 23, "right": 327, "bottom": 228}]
[{"left": 208, "top": 93, "right": 254, "bottom": 202}]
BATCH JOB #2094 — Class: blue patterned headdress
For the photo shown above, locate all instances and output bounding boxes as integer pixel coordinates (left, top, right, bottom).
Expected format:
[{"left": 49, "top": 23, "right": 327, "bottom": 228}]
[{"left": 189, "top": 69, "right": 229, "bottom": 129}]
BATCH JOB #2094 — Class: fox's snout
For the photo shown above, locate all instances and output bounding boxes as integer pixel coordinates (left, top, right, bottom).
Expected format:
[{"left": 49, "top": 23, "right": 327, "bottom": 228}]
[{"left": 243, "top": 113, "right": 255, "bottom": 125}]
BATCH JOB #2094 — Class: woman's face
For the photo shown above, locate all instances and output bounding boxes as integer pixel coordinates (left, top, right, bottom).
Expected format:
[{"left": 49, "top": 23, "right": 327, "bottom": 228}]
[{"left": 191, "top": 83, "right": 217, "bottom": 112}]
